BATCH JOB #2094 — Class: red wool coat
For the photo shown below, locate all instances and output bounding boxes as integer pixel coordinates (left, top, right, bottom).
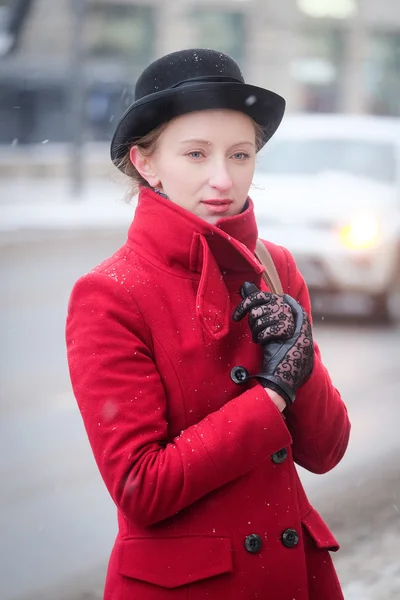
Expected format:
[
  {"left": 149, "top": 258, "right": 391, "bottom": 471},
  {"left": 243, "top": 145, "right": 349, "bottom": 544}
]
[{"left": 66, "top": 187, "right": 350, "bottom": 600}]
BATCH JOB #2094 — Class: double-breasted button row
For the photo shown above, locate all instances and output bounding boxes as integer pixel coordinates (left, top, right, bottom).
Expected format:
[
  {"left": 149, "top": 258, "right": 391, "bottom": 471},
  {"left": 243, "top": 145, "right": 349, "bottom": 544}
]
[
  {"left": 281, "top": 528, "right": 300, "bottom": 548},
  {"left": 271, "top": 448, "right": 288, "bottom": 464},
  {"left": 244, "top": 534, "right": 262, "bottom": 553},
  {"left": 244, "top": 528, "right": 299, "bottom": 554},
  {"left": 231, "top": 366, "right": 249, "bottom": 384}
]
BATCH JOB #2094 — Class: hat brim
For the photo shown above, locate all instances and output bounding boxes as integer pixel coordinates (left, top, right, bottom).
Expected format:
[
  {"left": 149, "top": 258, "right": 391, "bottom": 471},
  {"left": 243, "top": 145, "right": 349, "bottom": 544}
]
[{"left": 110, "top": 82, "right": 285, "bottom": 170}]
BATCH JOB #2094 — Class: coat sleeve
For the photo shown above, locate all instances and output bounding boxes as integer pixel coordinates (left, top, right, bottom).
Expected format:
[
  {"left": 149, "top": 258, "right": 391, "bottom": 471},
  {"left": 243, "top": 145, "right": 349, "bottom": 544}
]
[
  {"left": 279, "top": 246, "right": 351, "bottom": 474},
  {"left": 66, "top": 271, "right": 292, "bottom": 528}
]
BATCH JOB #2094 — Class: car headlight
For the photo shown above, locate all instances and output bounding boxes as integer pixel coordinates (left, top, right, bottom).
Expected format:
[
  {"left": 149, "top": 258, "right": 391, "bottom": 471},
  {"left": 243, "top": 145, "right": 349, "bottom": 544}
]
[{"left": 339, "top": 215, "right": 380, "bottom": 250}]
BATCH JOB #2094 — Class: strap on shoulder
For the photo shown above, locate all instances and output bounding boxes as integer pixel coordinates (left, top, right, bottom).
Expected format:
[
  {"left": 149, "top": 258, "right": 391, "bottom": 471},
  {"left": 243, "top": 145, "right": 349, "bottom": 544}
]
[{"left": 255, "top": 239, "right": 283, "bottom": 295}]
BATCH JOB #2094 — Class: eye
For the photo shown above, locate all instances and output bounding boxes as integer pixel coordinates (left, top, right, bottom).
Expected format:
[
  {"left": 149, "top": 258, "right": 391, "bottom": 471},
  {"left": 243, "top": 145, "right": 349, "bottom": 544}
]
[
  {"left": 186, "top": 151, "right": 204, "bottom": 159},
  {"left": 232, "top": 152, "right": 251, "bottom": 160}
]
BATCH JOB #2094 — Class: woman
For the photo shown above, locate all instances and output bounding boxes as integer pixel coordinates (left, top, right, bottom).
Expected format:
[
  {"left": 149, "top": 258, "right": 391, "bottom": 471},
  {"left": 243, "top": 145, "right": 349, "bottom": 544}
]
[{"left": 66, "top": 49, "right": 350, "bottom": 600}]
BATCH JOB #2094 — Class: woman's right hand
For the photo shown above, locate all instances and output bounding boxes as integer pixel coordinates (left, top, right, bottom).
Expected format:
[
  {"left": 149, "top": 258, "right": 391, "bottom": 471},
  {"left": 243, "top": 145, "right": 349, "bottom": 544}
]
[
  {"left": 234, "top": 283, "right": 314, "bottom": 406},
  {"left": 265, "top": 388, "right": 287, "bottom": 413}
]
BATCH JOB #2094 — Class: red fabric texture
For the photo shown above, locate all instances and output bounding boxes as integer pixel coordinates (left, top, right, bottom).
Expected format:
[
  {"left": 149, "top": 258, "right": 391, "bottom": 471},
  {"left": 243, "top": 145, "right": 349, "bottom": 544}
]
[{"left": 66, "top": 187, "right": 350, "bottom": 600}]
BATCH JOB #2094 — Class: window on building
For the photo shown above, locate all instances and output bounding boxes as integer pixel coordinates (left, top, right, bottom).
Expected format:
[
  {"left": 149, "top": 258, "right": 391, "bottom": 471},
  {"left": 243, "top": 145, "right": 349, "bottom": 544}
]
[
  {"left": 291, "top": 28, "right": 345, "bottom": 113},
  {"left": 0, "top": 0, "right": 33, "bottom": 57},
  {"left": 192, "top": 10, "right": 245, "bottom": 63},
  {"left": 0, "top": 81, "right": 68, "bottom": 144},
  {"left": 364, "top": 32, "right": 400, "bottom": 117},
  {"left": 85, "top": 82, "right": 134, "bottom": 142},
  {"left": 86, "top": 3, "right": 154, "bottom": 65}
]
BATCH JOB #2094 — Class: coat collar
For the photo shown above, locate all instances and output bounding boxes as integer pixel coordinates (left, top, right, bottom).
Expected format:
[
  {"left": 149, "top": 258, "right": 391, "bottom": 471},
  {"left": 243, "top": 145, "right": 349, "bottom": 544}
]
[{"left": 127, "top": 187, "right": 265, "bottom": 340}]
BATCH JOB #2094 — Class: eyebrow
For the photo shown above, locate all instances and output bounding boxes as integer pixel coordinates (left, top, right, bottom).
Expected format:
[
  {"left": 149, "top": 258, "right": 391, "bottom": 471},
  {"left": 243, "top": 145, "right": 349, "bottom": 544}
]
[{"left": 180, "top": 139, "right": 255, "bottom": 147}]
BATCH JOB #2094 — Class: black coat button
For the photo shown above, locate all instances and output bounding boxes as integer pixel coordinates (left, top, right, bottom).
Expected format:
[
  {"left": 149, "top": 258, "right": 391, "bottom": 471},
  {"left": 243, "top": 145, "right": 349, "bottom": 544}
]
[
  {"left": 244, "top": 534, "right": 262, "bottom": 554},
  {"left": 231, "top": 366, "right": 249, "bottom": 384},
  {"left": 281, "top": 528, "right": 299, "bottom": 548},
  {"left": 271, "top": 448, "right": 288, "bottom": 464}
]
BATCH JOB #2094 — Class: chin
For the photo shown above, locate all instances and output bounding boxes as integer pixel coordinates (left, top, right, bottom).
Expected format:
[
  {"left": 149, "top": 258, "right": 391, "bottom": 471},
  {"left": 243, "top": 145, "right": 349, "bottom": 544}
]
[
  {"left": 199, "top": 206, "right": 241, "bottom": 225},
  {"left": 201, "top": 215, "right": 221, "bottom": 225}
]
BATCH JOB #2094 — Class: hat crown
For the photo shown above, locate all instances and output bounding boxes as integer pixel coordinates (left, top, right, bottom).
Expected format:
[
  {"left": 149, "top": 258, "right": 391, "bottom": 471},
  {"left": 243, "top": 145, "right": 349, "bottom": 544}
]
[{"left": 135, "top": 48, "right": 245, "bottom": 101}]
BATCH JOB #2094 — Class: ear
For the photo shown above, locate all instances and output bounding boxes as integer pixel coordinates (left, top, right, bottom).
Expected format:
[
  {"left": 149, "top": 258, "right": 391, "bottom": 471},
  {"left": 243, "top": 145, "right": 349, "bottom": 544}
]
[{"left": 129, "top": 146, "right": 160, "bottom": 187}]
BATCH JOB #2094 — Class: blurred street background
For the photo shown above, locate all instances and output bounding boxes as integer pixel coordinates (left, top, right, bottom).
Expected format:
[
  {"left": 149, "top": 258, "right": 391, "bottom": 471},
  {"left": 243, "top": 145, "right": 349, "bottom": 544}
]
[{"left": 1, "top": 1, "right": 399, "bottom": 599}]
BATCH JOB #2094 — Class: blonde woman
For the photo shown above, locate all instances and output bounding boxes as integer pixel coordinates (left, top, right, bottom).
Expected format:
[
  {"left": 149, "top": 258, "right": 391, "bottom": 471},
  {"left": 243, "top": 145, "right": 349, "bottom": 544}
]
[{"left": 66, "top": 48, "right": 350, "bottom": 600}]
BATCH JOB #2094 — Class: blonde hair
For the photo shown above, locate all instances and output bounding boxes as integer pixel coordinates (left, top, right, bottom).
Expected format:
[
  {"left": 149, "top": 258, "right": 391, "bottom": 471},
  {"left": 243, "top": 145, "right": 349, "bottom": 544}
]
[{"left": 117, "top": 118, "right": 265, "bottom": 203}]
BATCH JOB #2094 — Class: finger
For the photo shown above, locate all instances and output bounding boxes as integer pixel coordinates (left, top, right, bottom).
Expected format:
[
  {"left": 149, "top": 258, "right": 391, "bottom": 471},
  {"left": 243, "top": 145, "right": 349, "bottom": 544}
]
[
  {"left": 234, "top": 282, "right": 263, "bottom": 321},
  {"left": 250, "top": 299, "right": 295, "bottom": 341},
  {"left": 250, "top": 311, "right": 289, "bottom": 340},
  {"left": 233, "top": 291, "right": 272, "bottom": 321},
  {"left": 251, "top": 317, "right": 281, "bottom": 343},
  {"left": 282, "top": 294, "right": 304, "bottom": 334},
  {"left": 240, "top": 282, "right": 260, "bottom": 299},
  {"left": 247, "top": 294, "right": 290, "bottom": 328},
  {"left": 253, "top": 319, "right": 296, "bottom": 344},
  {"left": 248, "top": 302, "right": 278, "bottom": 328}
]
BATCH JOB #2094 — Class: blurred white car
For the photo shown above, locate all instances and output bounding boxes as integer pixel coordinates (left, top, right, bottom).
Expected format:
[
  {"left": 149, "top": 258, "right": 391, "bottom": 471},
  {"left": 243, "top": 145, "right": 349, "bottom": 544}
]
[{"left": 251, "top": 114, "right": 400, "bottom": 322}]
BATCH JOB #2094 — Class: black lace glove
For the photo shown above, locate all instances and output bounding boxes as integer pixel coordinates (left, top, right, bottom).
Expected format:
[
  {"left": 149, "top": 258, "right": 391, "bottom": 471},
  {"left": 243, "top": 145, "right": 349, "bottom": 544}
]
[{"left": 233, "top": 283, "right": 314, "bottom": 405}]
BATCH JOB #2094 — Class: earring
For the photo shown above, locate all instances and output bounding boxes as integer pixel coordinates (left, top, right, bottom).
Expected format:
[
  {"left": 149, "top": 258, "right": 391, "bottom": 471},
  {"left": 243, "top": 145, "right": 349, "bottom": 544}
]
[{"left": 153, "top": 183, "right": 168, "bottom": 199}]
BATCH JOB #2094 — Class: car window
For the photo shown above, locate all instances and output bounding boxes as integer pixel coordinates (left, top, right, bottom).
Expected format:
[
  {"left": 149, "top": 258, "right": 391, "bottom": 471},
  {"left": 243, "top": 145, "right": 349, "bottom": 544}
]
[{"left": 256, "top": 138, "right": 396, "bottom": 184}]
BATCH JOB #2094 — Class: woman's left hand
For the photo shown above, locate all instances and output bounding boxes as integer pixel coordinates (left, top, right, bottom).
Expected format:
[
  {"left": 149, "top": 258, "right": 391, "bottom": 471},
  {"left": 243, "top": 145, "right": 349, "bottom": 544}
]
[{"left": 233, "top": 283, "right": 296, "bottom": 344}]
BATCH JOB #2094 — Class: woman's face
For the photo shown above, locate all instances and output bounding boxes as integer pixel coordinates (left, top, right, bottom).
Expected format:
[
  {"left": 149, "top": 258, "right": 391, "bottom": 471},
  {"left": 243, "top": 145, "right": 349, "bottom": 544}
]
[{"left": 131, "top": 110, "right": 257, "bottom": 224}]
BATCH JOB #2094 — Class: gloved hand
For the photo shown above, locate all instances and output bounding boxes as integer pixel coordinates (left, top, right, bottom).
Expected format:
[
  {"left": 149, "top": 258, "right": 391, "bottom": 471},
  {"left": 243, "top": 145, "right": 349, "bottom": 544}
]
[
  {"left": 233, "top": 282, "right": 314, "bottom": 405},
  {"left": 233, "top": 284, "right": 297, "bottom": 344}
]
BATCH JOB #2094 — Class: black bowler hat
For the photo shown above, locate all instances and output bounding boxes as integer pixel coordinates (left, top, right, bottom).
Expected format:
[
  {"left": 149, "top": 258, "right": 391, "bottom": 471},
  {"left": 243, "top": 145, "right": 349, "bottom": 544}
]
[{"left": 110, "top": 48, "right": 286, "bottom": 171}]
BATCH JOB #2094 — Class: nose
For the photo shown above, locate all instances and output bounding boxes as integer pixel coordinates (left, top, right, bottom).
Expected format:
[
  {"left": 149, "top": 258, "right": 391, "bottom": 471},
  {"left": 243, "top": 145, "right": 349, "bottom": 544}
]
[{"left": 208, "top": 161, "right": 233, "bottom": 192}]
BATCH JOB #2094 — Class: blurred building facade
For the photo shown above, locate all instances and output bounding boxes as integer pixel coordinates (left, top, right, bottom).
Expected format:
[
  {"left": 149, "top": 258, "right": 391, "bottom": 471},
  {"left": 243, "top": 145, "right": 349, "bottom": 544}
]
[{"left": 0, "top": 0, "right": 399, "bottom": 144}]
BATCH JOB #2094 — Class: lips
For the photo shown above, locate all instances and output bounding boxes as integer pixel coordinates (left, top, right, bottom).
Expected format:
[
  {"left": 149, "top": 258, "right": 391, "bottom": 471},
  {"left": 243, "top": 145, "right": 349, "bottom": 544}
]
[
  {"left": 201, "top": 199, "right": 233, "bottom": 214},
  {"left": 202, "top": 199, "right": 233, "bottom": 206}
]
